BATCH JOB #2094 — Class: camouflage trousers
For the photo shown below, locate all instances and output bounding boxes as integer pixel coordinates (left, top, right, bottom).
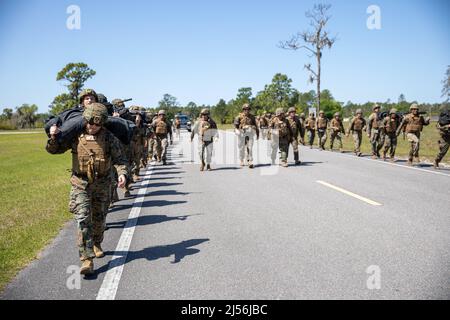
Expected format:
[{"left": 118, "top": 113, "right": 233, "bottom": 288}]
[
  {"left": 406, "top": 132, "right": 421, "bottom": 160},
  {"left": 435, "top": 133, "right": 450, "bottom": 163},
  {"left": 155, "top": 135, "right": 169, "bottom": 161},
  {"left": 199, "top": 140, "right": 214, "bottom": 164},
  {"left": 317, "top": 129, "right": 327, "bottom": 149},
  {"left": 238, "top": 132, "right": 255, "bottom": 163},
  {"left": 384, "top": 133, "right": 397, "bottom": 158},
  {"left": 330, "top": 132, "right": 343, "bottom": 150},
  {"left": 352, "top": 131, "right": 363, "bottom": 154},
  {"left": 69, "top": 175, "right": 110, "bottom": 261},
  {"left": 110, "top": 167, "right": 118, "bottom": 205},
  {"left": 306, "top": 129, "right": 315, "bottom": 147},
  {"left": 271, "top": 136, "right": 290, "bottom": 162},
  {"left": 290, "top": 139, "right": 299, "bottom": 153},
  {"left": 260, "top": 128, "right": 268, "bottom": 140},
  {"left": 370, "top": 129, "right": 385, "bottom": 156},
  {"left": 131, "top": 142, "right": 143, "bottom": 176},
  {"left": 148, "top": 138, "right": 156, "bottom": 160}
]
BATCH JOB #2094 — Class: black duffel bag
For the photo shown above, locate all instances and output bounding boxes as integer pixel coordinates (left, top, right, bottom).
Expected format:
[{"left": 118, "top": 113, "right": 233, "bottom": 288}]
[{"left": 438, "top": 110, "right": 450, "bottom": 126}]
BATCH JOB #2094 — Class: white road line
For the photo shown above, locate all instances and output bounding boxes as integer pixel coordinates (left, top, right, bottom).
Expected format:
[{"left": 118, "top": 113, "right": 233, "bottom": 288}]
[
  {"left": 96, "top": 165, "right": 154, "bottom": 300},
  {"left": 317, "top": 180, "right": 382, "bottom": 206},
  {"left": 304, "top": 146, "right": 450, "bottom": 178}
]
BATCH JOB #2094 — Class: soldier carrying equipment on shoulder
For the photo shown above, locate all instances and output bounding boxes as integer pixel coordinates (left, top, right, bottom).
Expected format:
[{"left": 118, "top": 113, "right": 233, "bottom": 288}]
[
  {"left": 234, "top": 104, "right": 259, "bottom": 168},
  {"left": 191, "top": 108, "right": 219, "bottom": 171},
  {"left": 315, "top": 111, "right": 328, "bottom": 150},
  {"left": 269, "top": 108, "right": 293, "bottom": 167},
  {"left": 287, "top": 107, "right": 304, "bottom": 165},
  {"left": 329, "top": 112, "right": 345, "bottom": 152},
  {"left": 367, "top": 104, "right": 385, "bottom": 159},
  {"left": 151, "top": 110, "right": 173, "bottom": 165},
  {"left": 299, "top": 113, "right": 306, "bottom": 145},
  {"left": 382, "top": 108, "right": 401, "bottom": 162},
  {"left": 396, "top": 103, "right": 430, "bottom": 166},
  {"left": 346, "top": 109, "right": 366, "bottom": 157},
  {"left": 46, "top": 103, "right": 129, "bottom": 275}
]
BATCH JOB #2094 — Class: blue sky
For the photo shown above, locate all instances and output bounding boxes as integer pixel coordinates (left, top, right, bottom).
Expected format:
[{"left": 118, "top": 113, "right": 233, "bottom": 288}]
[{"left": 0, "top": 0, "right": 448, "bottom": 113}]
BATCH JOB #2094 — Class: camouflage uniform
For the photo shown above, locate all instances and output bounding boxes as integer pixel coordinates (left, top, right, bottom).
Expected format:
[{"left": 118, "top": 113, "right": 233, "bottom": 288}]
[
  {"left": 174, "top": 115, "right": 181, "bottom": 140},
  {"left": 397, "top": 104, "right": 430, "bottom": 164},
  {"left": 287, "top": 107, "right": 304, "bottom": 165},
  {"left": 46, "top": 103, "right": 128, "bottom": 271},
  {"left": 367, "top": 105, "right": 386, "bottom": 158},
  {"left": 382, "top": 109, "right": 401, "bottom": 161},
  {"left": 329, "top": 113, "right": 345, "bottom": 151},
  {"left": 269, "top": 108, "right": 293, "bottom": 167},
  {"left": 434, "top": 123, "right": 450, "bottom": 168},
  {"left": 234, "top": 104, "right": 259, "bottom": 168},
  {"left": 191, "top": 109, "right": 218, "bottom": 171},
  {"left": 305, "top": 114, "right": 316, "bottom": 148},
  {"left": 152, "top": 110, "right": 173, "bottom": 165},
  {"left": 347, "top": 110, "right": 366, "bottom": 156},
  {"left": 299, "top": 113, "right": 306, "bottom": 145},
  {"left": 131, "top": 123, "right": 146, "bottom": 179},
  {"left": 259, "top": 113, "right": 270, "bottom": 140},
  {"left": 316, "top": 112, "right": 328, "bottom": 150}
]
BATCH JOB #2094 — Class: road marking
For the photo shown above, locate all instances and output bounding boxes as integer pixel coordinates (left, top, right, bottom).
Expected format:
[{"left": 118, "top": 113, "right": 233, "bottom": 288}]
[
  {"left": 304, "top": 146, "right": 450, "bottom": 178},
  {"left": 317, "top": 180, "right": 382, "bottom": 206},
  {"left": 96, "top": 165, "right": 154, "bottom": 300}
]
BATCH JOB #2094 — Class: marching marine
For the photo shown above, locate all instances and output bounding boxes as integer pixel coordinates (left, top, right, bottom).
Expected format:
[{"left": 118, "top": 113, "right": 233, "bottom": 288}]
[
  {"left": 191, "top": 109, "right": 219, "bottom": 171},
  {"left": 346, "top": 109, "right": 366, "bottom": 157},
  {"left": 329, "top": 112, "right": 345, "bottom": 152},
  {"left": 234, "top": 103, "right": 259, "bottom": 168},
  {"left": 287, "top": 107, "right": 304, "bottom": 165},
  {"left": 151, "top": 110, "right": 173, "bottom": 165},
  {"left": 46, "top": 103, "right": 128, "bottom": 275},
  {"left": 367, "top": 104, "right": 385, "bottom": 159},
  {"left": 269, "top": 108, "right": 293, "bottom": 167},
  {"left": 434, "top": 113, "right": 450, "bottom": 169},
  {"left": 396, "top": 103, "right": 430, "bottom": 165},
  {"left": 382, "top": 108, "right": 401, "bottom": 162},
  {"left": 315, "top": 111, "right": 328, "bottom": 150},
  {"left": 305, "top": 112, "right": 316, "bottom": 148}
]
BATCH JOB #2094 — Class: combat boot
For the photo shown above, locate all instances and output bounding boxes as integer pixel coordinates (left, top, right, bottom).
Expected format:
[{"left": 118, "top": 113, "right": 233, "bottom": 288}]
[
  {"left": 383, "top": 151, "right": 387, "bottom": 161},
  {"left": 80, "top": 258, "right": 94, "bottom": 275},
  {"left": 294, "top": 152, "right": 301, "bottom": 165},
  {"left": 248, "top": 162, "right": 254, "bottom": 169},
  {"left": 124, "top": 190, "right": 131, "bottom": 198},
  {"left": 390, "top": 157, "right": 395, "bottom": 163},
  {"left": 407, "top": 158, "right": 413, "bottom": 166},
  {"left": 281, "top": 161, "right": 288, "bottom": 168},
  {"left": 206, "top": 164, "right": 212, "bottom": 171},
  {"left": 200, "top": 162, "right": 205, "bottom": 171},
  {"left": 93, "top": 244, "right": 105, "bottom": 258},
  {"left": 414, "top": 156, "right": 420, "bottom": 164},
  {"left": 433, "top": 159, "right": 439, "bottom": 169}
]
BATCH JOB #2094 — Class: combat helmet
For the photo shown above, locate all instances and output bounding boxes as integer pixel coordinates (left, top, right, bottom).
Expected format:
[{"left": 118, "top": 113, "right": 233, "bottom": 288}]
[
  {"left": 242, "top": 103, "right": 250, "bottom": 110},
  {"left": 158, "top": 110, "right": 166, "bottom": 116},
  {"left": 83, "top": 103, "right": 108, "bottom": 126},
  {"left": 373, "top": 104, "right": 381, "bottom": 111},
  {"left": 390, "top": 108, "right": 398, "bottom": 115},
  {"left": 78, "top": 89, "right": 98, "bottom": 104},
  {"left": 200, "top": 108, "right": 210, "bottom": 115},
  {"left": 288, "top": 107, "right": 296, "bottom": 114},
  {"left": 410, "top": 103, "right": 419, "bottom": 111},
  {"left": 275, "top": 108, "right": 285, "bottom": 116},
  {"left": 111, "top": 99, "right": 125, "bottom": 109},
  {"left": 355, "top": 109, "right": 363, "bottom": 115},
  {"left": 334, "top": 112, "right": 340, "bottom": 117}
]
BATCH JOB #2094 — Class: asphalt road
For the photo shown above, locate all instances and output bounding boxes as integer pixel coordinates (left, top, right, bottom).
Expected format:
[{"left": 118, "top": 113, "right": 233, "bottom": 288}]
[{"left": 2, "top": 129, "right": 449, "bottom": 300}]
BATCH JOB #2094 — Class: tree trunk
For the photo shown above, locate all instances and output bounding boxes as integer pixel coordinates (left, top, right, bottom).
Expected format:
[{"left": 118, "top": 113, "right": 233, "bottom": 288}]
[{"left": 317, "top": 48, "right": 321, "bottom": 114}]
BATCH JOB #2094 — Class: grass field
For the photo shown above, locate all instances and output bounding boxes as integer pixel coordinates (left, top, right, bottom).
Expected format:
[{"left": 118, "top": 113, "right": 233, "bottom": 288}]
[
  {"left": 0, "top": 133, "right": 71, "bottom": 292},
  {"left": 218, "top": 122, "right": 449, "bottom": 164}
]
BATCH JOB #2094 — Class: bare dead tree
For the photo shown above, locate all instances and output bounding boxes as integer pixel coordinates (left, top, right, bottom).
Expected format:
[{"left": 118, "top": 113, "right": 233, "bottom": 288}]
[{"left": 279, "top": 3, "right": 336, "bottom": 113}]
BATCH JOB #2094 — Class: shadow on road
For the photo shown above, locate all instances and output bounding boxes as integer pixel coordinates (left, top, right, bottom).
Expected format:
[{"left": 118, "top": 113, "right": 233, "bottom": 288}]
[
  {"left": 106, "top": 213, "right": 202, "bottom": 229},
  {"left": 87, "top": 238, "right": 210, "bottom": 278},
  {"left": 210, "top": 166, "right": 241, "bottom": 171}
]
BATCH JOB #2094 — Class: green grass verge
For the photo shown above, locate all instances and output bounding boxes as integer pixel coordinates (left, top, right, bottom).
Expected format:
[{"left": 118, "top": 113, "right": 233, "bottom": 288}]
[
  {"left": 0, "top": 133, "right": 71, "bottom": 292},
  {"left": 218, "top": 122, "right": 449, "bottom": 164}
]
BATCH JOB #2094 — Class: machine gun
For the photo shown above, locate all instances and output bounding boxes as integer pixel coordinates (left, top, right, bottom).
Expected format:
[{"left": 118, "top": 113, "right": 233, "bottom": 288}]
[{"left": 113, "top": 98, "right": 133, "bottom": 115}]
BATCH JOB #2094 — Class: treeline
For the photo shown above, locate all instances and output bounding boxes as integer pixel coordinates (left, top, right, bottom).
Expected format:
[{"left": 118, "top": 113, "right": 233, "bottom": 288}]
[{"left": 0, "top": 104, "right": 48, "bottom": 130}]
